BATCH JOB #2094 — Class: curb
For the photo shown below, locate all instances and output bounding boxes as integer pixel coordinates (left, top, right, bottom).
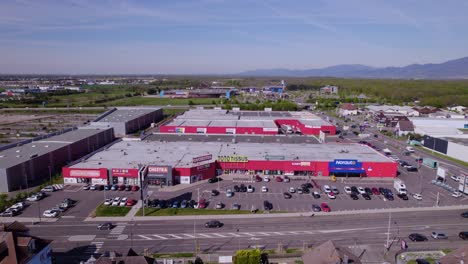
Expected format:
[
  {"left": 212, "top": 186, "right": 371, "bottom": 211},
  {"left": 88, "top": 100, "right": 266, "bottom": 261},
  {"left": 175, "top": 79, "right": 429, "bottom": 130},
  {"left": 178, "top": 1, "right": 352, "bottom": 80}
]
[{"left": 83, "top": 204, "right": 468, "bottom": 222}]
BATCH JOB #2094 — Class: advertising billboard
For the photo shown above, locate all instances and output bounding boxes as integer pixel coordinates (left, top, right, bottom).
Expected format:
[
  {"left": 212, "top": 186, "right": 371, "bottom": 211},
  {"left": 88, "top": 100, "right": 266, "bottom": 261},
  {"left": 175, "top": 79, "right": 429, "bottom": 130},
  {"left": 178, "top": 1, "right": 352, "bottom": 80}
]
[
  {"left": 147, "top": 166, "right": 169, "bottom": 174},
  {"left": 175, "top": 127, "right": 185, "bottom": 133},
  {"left": 328, "top": 159, "right": 364, "bottom": 173},
  {"left": 217, "top": 156, "right": 248, "bottom": 163},
  {"left": 193, "top": 154, "right": 213, "bottom": 164},
  {"left": 111, "top": 168, "right": 139, "bottom": 178},
  {"left": 68, "top": 169, "right": 103, "bottom": 178}
]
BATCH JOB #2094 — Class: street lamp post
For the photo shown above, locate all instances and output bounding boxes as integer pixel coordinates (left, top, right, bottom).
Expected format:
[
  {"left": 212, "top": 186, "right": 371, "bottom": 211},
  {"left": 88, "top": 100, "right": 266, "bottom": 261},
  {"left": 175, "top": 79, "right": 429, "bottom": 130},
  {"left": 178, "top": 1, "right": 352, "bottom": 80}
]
[
  {"left": 37, "top": 200, "right": 42, "bottom": 223},
  {"left": 48, "top": 165, "right": 52, "bottom": 184}
]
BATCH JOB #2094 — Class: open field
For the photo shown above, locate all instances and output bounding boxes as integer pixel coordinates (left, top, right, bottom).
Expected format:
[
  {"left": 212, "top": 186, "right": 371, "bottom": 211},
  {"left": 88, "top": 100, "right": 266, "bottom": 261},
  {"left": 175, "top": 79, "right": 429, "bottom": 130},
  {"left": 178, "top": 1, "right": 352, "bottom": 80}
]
[{"left": 103, "top": 96, "right": 217, "bottom": 106}]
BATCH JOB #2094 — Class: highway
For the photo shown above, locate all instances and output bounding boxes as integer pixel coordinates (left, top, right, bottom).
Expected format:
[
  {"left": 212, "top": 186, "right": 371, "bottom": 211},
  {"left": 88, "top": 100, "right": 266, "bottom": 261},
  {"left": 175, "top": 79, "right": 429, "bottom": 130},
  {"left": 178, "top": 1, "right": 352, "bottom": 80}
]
[{"left": 28, "top": 209, "right": 468, "bottom": 263}]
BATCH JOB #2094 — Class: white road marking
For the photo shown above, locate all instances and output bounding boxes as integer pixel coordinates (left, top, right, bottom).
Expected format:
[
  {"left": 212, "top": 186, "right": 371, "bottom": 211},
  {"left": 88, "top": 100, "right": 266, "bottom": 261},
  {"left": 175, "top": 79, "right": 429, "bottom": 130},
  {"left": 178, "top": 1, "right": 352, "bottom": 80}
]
[
  {"left": 152, "top": 234, "right": 168, "bottom": 240},
  {"left": 211, "top": 233, "right": 227, "bottom": 238},
  {"left": 183, "top": 234, "right": 195, "bottom": 238},
  {"left": 198, "top": 234, "right": 213, "bottom": 238},
  {"left": 228, "top": 233, "right": 241, "bottom": 237},
  {"left": 242, "top": 232, "right": 255, "bottom": 236},
  {"left": 137, "top": 235, "right": 153, "bottom": 240},
  {"left": 170, "top": 234, "right": 183, "bottom": 239},
  {"left": 257, "top": 232, "right": 271, "bottom": 236}
]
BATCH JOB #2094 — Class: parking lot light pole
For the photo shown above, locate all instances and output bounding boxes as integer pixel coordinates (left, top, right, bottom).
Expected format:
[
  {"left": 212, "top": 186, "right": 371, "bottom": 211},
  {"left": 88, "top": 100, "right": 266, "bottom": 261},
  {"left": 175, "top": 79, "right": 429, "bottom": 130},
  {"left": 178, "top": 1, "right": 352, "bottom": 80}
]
[{"left": 37, "top": 200, "right": 41, "bottom": 223}]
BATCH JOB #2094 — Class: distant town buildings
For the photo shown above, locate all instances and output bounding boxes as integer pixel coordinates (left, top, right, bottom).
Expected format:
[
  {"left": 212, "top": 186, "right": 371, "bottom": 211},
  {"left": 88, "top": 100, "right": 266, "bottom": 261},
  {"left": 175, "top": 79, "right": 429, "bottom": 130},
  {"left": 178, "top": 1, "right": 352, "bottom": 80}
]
[
  {"left": 338, "top": 103, "right": 358, "bottom": 116},
  {"left": 320, "top": 85, "right": 339, "bottom": 94}
]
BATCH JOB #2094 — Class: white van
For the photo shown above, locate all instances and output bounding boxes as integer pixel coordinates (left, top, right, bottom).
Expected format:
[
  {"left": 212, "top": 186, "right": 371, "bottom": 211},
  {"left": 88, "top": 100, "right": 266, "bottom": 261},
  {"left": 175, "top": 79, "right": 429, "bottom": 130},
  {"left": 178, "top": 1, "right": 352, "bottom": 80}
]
[{"left": 406, "top": 146, "right": 415, "bottom": 153}]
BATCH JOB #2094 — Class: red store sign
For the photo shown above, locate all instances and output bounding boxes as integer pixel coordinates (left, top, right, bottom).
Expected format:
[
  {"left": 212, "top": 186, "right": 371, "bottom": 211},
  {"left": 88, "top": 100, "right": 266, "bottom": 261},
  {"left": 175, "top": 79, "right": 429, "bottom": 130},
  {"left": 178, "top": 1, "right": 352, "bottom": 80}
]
[
  {"left": 148, "top": 166, "right": 169, "bottom": 174},
  {"left": 111, "top": 168, "right": 139, "bottom": 178}
]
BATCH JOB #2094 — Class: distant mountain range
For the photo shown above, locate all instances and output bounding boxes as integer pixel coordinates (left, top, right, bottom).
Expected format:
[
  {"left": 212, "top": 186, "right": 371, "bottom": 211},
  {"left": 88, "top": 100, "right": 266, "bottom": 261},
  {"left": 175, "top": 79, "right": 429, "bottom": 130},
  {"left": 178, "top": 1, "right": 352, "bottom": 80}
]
[{"left": 237, "top": 56, "right": 468, "bottom": 79}]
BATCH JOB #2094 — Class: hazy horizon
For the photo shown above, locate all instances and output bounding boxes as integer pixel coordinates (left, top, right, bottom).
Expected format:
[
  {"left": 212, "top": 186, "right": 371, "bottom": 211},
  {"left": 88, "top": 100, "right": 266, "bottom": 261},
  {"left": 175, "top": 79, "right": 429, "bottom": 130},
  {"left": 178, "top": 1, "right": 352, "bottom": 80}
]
[{"left": 1, "top": 0, "right": 468, "bottom": 74}]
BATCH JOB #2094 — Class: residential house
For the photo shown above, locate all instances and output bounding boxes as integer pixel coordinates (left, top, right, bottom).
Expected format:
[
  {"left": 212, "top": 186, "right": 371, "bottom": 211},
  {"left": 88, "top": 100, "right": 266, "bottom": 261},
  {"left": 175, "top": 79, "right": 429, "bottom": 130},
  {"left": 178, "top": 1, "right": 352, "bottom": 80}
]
[
  {"left": 413, "top": 106, "right": 439, "bottom": 116},
  {"left": 395, "top": 120, "right": 414, "bottom": 136},
  {"left": 0, "top": 221, "right": 52, "bottom": 264},
  {"left": 302, "top": 240, "right": 361, "bottom": 264},
  {"left": 338, "top": 103, "right": 358, "bottom": 116},
  {"left": 447, "top": 105, "right": 466, "bottom": 113},
  {"left": 374, "top": 112, "right": 409, "bottom": 127},
  {"left": 438, "top": 245, "right": 468, "bottom": 264},
  {"left": 367, "top": 105, "right": 419, "bottom": 116},
  {"left": 320, "top": 85, "right": 339, "bottom": 94}
]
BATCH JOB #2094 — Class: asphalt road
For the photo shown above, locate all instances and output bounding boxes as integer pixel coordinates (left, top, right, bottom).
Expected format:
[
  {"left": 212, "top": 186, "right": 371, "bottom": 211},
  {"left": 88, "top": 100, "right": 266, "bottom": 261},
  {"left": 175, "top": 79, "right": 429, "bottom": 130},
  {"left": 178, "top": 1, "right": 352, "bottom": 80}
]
[{"left": 28, "top": 208, "right": 468, "bottom": 263}]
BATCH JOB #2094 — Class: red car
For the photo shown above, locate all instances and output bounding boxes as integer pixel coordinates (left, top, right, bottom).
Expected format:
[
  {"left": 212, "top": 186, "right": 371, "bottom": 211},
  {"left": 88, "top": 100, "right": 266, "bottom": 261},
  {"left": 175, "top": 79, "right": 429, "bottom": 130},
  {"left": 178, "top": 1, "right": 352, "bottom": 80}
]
[
  {"left": 198, "top": 199, "right": 207, "bottom": 209},
  {"left": 126, "top": 199, "right": 136, "bottom": 206},
  {"left": 255, "top": 175, "right": 262, "bottom": 182},
  {"left": 131, "top": 185, "right": 139, "bottom": 192},
  {"left": 371, "top": 187, "right": 380, "bottom": 195},
  {"left": 321, "top": 203, "right": 331, "bottom": 212},
  {"left": 275, "top": 176, "right": 283, "bottom": 182},
  {"left": 118, "top": 184, "right": 125, "bottom": 191}
]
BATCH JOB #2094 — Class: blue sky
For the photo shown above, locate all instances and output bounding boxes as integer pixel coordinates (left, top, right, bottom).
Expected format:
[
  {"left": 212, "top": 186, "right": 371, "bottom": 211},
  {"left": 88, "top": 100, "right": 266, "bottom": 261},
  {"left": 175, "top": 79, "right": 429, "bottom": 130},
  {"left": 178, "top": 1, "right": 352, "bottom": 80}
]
[{"left": 1, "top": 0, "right": 468, "bottom": 74}]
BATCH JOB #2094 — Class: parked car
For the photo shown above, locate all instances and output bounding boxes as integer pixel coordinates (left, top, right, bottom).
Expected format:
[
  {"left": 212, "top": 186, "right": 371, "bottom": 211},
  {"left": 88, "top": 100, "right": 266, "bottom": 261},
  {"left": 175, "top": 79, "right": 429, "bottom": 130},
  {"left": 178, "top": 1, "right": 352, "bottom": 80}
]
[
  {"left": 397, "top": 193, "right": 409, "bottom": 200},
  {"left": 408, "top": 233, "right": 428, "bottom": 242},
  {"left": 364, "top": 187, "right": 372, "bottom": 195},
  {"left": 83, "top": 184, "right": 91, "bottom": 190},
  {"left": 111, "top": 197, "right": 120, "bottom": 206},
  {"left": 350, "top": 193, "right": 359, "bottom": 200},
  {"left": 323, "top": 185, "right": 331, "bottom": 193},
  {"left": 26, "top": 194, "right": 41, "bottom": 202},
  {"left": 9, "top": 202, "right": 25, "bottom": 211},
  {"left": 240, "top": 184, "right": 247, "bottom": 192},
  {"left": 451, "top": 175, "right": 461, "bottom": 182},
  {"left": 97, "top": 222, "right": 113, "bottom": 230},
  {"left": 431, "top": 232, "right": 448, "bottom": 239},
  {"left": 261, "top": 186, "right": 268, "bottom": 193},
  {"left": 461, "top": 211, "right": 468, "bottom": 218},
  {"left": 263, "top": 201, "right": 272, "bottom": 211},
  {"left": 362, "top": 193, "right": 371, "bottom": 200},
  {"left": 233, "top": 185, "right": 240, "bottom": 192},
  {"left": 41, "top": 186, "right": 55, "bottom": 192},
  {"left": 118, "top": 185, "right": 125, "bottom": 191},
  {"left": 90, "top": 184, "right": 97, "bottom": 191},
  {"left": 198, "top": 199, "right": 207, "bottom": 209},
  {"left": 301, "top": 183, "right": 313, "bottom": 189},
  {"left": 43, "top": 210, "right": 58, "bottom": 218},
  {"left": 205, "top": 220, "right": 223, "bottom": 228},
  {"left": 247, "top": 185, "right": 254, "bottom": 193},
  {"left": 226, "top": 189, "right": 234, "bottom": 197},
  {"left": 312, "top": 204, "right": 321, "bottom": 212},
  {"left": 283, "top": 192, "right": 292, "bottom": 199},
  {"left": 180, "top": 200, "right": 187, "bottom": 208},
  {"left": 358, "top": 187, "right": 366, "bottom": 195},
  {"left": 215, "top": 202, "right": 224, "bottom": 209},
  {"left": 413, "top": 194, "right": 423, "bottom": 200},
  {"left": 126, "top": 199, "right": 136, "bottom": 206},
  {"left": 406, "top": 166, "right": 418, "bottom": 172},
  {"left": 452, "top": 191, "right": 463, "bottom": 198},
  {"left": 351, "top": 186, "right": 359, "bottom": 194},
  {"left": 111, "top": 184, "right": 118, "bottom": 191},
  {"left": 211, "top": 190, "right": 219, "bottom": 196},
  {"left": 159, "top": 200, "right": 167, "bottom": 208},
  {"left": 119, "top": 197, "right": 128, "bottom": 206},
  {"left": 131, "top": 185, "right": 139, "bottom": 192},
  {"left": 283, "top": 176, "right": 290, "bottom": 182},
  {"left": 289, "top": 187, "right": 296, "bottom": 193},
  {"left": 172, "top": 201, "right": 179, "bottom": 208},
  {"left": 312, "top": 192, "right": 320, "bottom": 199},
  {"left": 385, "top": 193, "right": 394, "bottom": 201},
  {"left": 344, "top": 186, "right": 352, "bottom": 194},
  {"left": 320, "top": 203, "right": 331, "bottom": 212},
  {"left": 331, "top": 186, "right": 339, "bottom": 194},
  {"left": 263, "top": 176, "right": 270, "bottom": 182},
  {"left": 104, "top": 185, "right": 111, "bottom": 191},
  {"left": 232, "top": 203, "right": 241, "bottom": 210},
  {"left": 275, "top": 176, "right": 283, "bottom": 182},
  {"left": 371, "top": 187, "right": 380, "bottom": 195},
  {"left": 104, "top": 199, "right": 112, "bottom": 206},
  {"left": 327, "top": 192, "right": 336, "bottom": 199},
  {"left": 125, "top": 185, "right": 132, "bottom": 191},
  {"left": 255, "top": 175, "right": 262, "bottom": 182}
]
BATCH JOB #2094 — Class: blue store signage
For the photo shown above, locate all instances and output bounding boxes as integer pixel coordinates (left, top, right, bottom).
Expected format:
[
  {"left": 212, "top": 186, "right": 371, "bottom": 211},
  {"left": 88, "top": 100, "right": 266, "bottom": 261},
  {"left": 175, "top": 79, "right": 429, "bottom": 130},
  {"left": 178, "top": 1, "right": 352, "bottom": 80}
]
[{"left": 329, "top": 159, "right": 364, "bottom": 173}]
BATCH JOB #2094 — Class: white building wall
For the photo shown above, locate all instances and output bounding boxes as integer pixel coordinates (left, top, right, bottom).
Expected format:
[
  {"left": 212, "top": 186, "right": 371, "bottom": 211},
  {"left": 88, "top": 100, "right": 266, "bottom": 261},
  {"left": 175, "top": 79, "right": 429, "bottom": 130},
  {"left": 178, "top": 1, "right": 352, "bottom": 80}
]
[{"left": 446, "top": 141, "right": 468, "bottom": 162}]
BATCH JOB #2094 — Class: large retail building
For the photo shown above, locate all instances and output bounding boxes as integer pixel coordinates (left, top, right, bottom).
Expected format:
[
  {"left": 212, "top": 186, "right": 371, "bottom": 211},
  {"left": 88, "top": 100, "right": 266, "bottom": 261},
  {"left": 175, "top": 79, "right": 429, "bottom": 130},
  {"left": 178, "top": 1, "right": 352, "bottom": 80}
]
[
  {"left": 160, "top": 109, "right": 336, "bottom": 136},
  {"left": 63, "top": 140, "right": 397, "bottom": 186}
]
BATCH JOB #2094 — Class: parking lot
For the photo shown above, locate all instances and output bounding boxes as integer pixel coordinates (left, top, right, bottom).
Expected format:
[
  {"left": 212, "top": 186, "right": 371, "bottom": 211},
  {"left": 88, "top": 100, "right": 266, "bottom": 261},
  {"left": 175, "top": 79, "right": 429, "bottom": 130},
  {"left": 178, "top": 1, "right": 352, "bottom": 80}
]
[{"left": 12, "top": 185, "right": 140, "bottom": 219}]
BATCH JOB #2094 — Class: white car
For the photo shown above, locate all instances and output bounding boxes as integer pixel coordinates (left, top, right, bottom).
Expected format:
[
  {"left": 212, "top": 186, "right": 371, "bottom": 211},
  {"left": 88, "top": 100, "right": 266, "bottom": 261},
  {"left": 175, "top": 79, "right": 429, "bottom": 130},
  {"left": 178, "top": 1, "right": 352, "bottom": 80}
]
[
  {"left": 327, "top": 192, "right": 336, "bottom": 199},
  {"left": 451, "top": 175, "right": 461, "bottom": 182},
  {"left": 247, "top": 185, "right": 254, "bottom": 193},
  {"left": 289, "top": 187, "right": 296, "bottom": 193},
  {"left": 452, "top": 191, "right": 462, "bottom": 198},
  {"left": 226, "top": 189, "right": 234, "bottom": 197},
  {"left": 389, "top": 155, "right": 400, "bottom": 161},
  {"left": 111, "top": 197, "right": 121, "bottom": 206},
  {"left": 323, "top": 185, "right": 331, "bottom": 193},
  {"left": 26, "top": 195, "right": 40, "bottom": 202},
  {"left": 104, "top": 199, "right": 112, "bottom": 206},
  {"left": 413, "top": 193, "right": 422, "bottom": 200},
  {"left": 282, "top": 177, "right": 290, "bottom": 183},
  {"left": 9, "top": 202, "right": 25, "bottom": 211},
  {"left": 43, "top": 210, "right": 58, "bottom": 218},
  {"left": 119, "top": 197, "right": 128, "bottom": 206},
  {"left": 344, "top": 186, "right": 352, "bottom": 194},
  {"left": 358, "top": 187, "right": 366, "bottom": 195},
  {"left": 261, "top": 186, "right": 268, "bottom": 193},
  {"left": 263, "top": 176, "right": 270, "bottom": 182}
]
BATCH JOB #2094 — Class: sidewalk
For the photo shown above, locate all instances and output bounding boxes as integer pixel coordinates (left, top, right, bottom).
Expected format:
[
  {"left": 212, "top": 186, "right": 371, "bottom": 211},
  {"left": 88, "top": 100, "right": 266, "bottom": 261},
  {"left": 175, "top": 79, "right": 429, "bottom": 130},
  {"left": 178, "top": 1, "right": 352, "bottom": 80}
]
[
  {"left": 0, "top": 217, "right": 58, "bottom": 224},
  {"left": 83, "top": 204, "right": 468, "bottom": 222}
]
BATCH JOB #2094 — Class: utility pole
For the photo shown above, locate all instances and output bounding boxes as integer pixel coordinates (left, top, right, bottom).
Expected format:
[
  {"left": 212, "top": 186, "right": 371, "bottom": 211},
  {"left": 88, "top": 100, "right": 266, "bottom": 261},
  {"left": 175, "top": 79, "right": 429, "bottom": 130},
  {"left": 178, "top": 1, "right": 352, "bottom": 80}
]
[
  {"left": 48, "top": 165, "right": 52, "bottom": 184},
  {"left": 197, "top": 188, "right": 200, "bottom": 203},
  {"left": 436, "top": 192, "right": 440, "bottom": 207},
  {"left": 37, "top": 200, "right": 42, "bottom": 223}
]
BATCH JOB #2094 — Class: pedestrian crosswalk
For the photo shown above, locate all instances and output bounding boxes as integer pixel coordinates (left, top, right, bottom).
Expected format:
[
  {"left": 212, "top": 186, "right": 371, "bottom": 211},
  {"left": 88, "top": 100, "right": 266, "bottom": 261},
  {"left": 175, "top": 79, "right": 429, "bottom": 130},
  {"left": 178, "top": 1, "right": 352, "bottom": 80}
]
[
  {"left": 84, "top": 242, "right": 104, "bottom": 254},
  {"left": 136, "top": 230, "right": 317, "bottom": 240},
  {"left": 53, "top": 184, "right": 64, "bottom": 190},
  {"left": 109, "top": 224, "right": 126, "bottom": 236}
]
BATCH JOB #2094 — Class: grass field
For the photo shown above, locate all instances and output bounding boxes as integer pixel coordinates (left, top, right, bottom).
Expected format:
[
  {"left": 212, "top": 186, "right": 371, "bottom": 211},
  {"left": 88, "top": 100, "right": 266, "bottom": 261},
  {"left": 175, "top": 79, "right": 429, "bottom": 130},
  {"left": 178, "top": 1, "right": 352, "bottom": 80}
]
[
  {"left": 102, "top": 96, "right": 217, "bottom": 106},
  {"left": 135, "top": 208, "right": 274, "bottom": 216},
  {"left": 95, "top": 204, "right": 131, "bottom": 217}
]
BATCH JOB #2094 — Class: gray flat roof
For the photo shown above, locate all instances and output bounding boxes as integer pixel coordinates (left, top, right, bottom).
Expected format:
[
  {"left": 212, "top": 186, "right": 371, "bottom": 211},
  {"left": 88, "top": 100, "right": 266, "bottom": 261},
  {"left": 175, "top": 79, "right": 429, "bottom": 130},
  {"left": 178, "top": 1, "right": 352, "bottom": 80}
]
[
  {"left": 439, "top": 137, "right": 468, "bottom": 146},
  {"left": 165, "top": 110, "right": 333, "bottom": 129},
  {"left": 97, "top": 108, "right": 161, "bottom": 123},
  {"left": 70, "top": 140, "right": 392, "bottom": 169},
  {"left": 0, "top": 128, "right": 111, "bottom": 169}
]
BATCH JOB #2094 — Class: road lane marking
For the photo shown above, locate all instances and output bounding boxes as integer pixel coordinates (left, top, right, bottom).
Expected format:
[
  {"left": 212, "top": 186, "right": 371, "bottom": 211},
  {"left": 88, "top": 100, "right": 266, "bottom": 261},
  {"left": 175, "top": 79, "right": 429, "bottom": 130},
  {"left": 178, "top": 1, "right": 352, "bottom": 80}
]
[
  {"left": 257, "top": 232, "right": 271, "bottom": 236},
  {"left": 152, "top": 234, "right": 168, "bottom": 239},
  {"left": 137, "top": 235, "right": 153, "bottom": 240},
  {"left": 228, "top": 233, "right": 241, "bottom": 237},
  {"left": 170, "top": 234, "right": 183, "bottom": 239},
  {"left": 211, "top": 233, "right": 227, "bottom": 238},
  {"left": 198, "top": 234, "right": 213, "bottom": 238},
  {"left": 242, "top": 232, "right": 255, "bottom": 236},
  {"left": 183, "top": 234, "right": 195, "bottom": 238}
]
